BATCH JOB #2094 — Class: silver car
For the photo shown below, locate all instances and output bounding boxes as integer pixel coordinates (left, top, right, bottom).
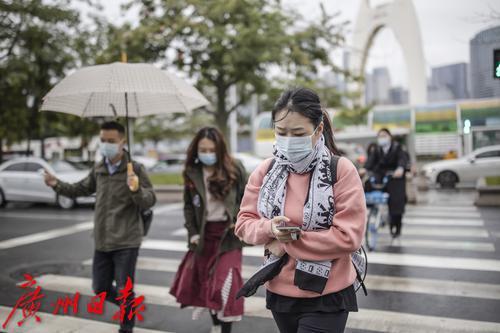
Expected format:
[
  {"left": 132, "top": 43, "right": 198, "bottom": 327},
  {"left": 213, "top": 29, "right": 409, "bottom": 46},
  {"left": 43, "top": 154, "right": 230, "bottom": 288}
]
[
  {"left": 421, "top": 145, "right": 500, "bottom": 188},
  {"left": 0, "top": 157, "right": 95, "bottom": 209}
]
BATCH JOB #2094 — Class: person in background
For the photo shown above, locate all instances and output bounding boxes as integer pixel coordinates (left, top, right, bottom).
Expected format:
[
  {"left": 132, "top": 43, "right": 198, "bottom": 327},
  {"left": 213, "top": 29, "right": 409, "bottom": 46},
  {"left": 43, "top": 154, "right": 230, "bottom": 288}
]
[
  {"left": 170, "top": 127, "right": 247, "bottom": 333},
  {"left": 235, "top": 87, "right": 366, "bottom": 333},
  {"left": 362, "top": 128, "right": 408, "bottom": 238},
  {"left": 44, "top": 121, "right": 156, "bottom": 333}
]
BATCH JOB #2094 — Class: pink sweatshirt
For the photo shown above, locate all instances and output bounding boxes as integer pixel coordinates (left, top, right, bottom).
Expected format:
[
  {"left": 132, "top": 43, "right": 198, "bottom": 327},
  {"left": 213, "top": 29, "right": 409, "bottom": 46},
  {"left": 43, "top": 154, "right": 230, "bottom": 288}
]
[{"left": 235, "top": 157, "right": 366, "bottom": 298}]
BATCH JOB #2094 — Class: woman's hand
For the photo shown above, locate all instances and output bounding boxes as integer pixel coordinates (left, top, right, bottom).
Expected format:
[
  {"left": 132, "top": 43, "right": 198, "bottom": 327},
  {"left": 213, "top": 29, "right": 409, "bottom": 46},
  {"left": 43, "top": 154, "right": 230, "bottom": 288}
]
[
  {"left": 393, "top": 167, "right": 404, "bottom": 178},
  {"left": 270, "top": 216, "right": 300, "bottom": 243},
  {"left": 265, "top": 239, "right": 286, "bottom": 257},
  {"left": 190, "top": 234, "right": 200, "bottom": 245}
]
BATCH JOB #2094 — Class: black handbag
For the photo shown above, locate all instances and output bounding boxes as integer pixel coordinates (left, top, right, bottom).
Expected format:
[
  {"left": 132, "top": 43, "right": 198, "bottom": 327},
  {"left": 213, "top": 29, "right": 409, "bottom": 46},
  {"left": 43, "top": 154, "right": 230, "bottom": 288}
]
[{"left": 141, "top": 208, "right": 153, "bottom": 236}]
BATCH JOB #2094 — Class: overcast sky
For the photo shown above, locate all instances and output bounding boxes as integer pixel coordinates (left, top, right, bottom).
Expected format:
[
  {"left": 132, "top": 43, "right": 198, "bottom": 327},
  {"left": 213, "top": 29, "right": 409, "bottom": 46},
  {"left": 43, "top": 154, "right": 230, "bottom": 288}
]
[{"left": 96, "top": 0, "right": 500, "bottom": 88}]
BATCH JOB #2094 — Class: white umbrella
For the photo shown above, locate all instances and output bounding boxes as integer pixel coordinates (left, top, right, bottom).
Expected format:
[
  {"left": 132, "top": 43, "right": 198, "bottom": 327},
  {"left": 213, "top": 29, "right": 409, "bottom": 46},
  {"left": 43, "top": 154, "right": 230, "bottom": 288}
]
[
  {"left": 40, "top": 62, "right": 210, "bottom": 155},
  {"left": 41, "top": 62, "right": 209, "bottom": 117}
]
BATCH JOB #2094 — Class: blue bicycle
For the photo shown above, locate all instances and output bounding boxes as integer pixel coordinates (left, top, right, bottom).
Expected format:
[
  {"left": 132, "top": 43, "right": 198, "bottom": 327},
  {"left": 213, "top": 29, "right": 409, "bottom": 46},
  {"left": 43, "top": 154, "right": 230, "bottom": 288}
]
[{"left": 364, "top": 173, "right": 391, "bottom": 251}]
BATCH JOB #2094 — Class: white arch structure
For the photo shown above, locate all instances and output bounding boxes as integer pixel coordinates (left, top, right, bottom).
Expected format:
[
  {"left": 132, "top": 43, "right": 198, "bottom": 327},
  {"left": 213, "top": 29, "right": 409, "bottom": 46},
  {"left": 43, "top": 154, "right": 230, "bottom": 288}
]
[{"left": 349, "top": 0, "right": 427, "bottom": 105}]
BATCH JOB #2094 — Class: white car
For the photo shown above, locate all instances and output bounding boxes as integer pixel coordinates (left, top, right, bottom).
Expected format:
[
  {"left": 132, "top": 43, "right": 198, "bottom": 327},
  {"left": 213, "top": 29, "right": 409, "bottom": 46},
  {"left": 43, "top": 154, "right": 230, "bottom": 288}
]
[
  {"left": 0, "top": 157, "right": 95, "bottom": 209},
  {"left": 233, "top": 153, "right": 264, "bottom": 174},
  {"left": 421, "top": 145, "right": 500, "bottom": 188}
]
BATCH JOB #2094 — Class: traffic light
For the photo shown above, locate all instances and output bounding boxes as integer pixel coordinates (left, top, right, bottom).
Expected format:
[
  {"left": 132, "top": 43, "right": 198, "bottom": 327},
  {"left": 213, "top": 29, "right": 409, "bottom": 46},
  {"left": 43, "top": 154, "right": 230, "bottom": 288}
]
[{"left": 495, "top": 49, "right": 500, "bottom": 79}]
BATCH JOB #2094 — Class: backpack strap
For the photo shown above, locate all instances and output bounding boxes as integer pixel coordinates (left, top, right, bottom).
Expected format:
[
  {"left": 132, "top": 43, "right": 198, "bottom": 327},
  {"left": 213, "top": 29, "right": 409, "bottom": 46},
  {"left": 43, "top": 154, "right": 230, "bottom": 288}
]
[
  {"left": 330, "top": 155, "right": 340, "bottom": 185},
  {"left": 266, "top": 158, "right": 276, "bottom": 173}
]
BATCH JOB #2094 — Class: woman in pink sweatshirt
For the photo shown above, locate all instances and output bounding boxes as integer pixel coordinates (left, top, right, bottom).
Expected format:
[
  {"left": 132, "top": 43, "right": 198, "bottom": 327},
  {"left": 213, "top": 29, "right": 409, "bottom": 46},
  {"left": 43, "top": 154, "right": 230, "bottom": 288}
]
[{"left": 235, "top": 87, "right": 366, "bottom": 333}]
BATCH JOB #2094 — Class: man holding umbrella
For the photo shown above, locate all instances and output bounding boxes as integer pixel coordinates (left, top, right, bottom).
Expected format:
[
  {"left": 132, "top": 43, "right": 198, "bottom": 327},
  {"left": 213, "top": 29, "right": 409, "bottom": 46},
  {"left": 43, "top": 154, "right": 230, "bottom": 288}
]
[{"left": 44, "top": 120, "right": 156, "bottom": 333}]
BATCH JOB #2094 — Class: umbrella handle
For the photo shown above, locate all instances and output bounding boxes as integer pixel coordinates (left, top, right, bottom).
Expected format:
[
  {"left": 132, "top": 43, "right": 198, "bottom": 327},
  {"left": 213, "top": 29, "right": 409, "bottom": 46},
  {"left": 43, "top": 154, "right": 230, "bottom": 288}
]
[{"left": 127, "top": 162, "right": 139, "bottom": 191}]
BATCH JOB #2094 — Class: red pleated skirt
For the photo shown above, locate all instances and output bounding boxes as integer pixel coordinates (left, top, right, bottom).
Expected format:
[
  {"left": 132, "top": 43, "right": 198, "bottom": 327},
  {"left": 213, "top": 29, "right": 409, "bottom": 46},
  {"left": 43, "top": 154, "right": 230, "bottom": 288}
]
[{"left": 169, "top": 221, "right": 244, "bottom": 318}]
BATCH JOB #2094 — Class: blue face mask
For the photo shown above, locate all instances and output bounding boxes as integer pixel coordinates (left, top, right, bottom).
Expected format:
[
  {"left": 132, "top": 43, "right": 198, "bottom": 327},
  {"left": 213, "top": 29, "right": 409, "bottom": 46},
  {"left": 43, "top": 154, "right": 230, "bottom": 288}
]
[
  {"left": 198, "top": 152, "right": 217, "bottom": 166},
  {"left": 275, "top": 128, "right": 318, "bottom": 163},
  {"left": 100, "top": 142, "right": 121, "bottom": 160}
]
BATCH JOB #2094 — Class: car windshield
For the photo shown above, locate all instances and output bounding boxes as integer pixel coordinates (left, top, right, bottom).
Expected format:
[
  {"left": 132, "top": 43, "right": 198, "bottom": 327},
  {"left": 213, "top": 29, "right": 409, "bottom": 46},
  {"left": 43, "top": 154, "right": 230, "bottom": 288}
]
[{"left": 50, "top": 160, "right": 77, "bottom": 173}]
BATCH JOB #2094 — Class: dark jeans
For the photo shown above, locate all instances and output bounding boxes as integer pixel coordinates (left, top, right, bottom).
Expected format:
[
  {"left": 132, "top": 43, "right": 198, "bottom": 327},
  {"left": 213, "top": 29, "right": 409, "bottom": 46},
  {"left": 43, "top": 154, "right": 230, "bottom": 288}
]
[
  {"left": 92, "top": 247, "right": 139, "bottom": 332},
  {"left": 271, "top": 311, "right": 349, "bottom": 333}
]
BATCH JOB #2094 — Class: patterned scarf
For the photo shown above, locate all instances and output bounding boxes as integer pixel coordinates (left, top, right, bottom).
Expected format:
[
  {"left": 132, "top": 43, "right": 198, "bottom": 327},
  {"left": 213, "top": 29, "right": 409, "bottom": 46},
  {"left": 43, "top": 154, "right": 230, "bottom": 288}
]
[{"left": 257, "top": 136, "right": 335, "bottom": 294}]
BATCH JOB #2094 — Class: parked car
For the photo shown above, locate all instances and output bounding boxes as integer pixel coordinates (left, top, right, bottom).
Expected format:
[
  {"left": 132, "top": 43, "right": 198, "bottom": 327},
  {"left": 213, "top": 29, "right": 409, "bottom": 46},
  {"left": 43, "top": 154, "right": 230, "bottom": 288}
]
[
  {"left": 149, "top": 154, "right": 187, "bottom": 174},
  {"left": 421, "top": 145, "right": 500, "bottom": 188},
  {"left": 0, "top": 157, "right": 95, "bottom": 209}
]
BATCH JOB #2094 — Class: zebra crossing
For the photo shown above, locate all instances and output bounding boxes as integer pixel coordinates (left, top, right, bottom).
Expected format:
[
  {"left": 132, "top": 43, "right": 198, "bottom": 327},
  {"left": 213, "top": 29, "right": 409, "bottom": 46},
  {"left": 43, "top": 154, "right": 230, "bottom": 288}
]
[{"left": 2, "top": 200, "right": 500, "bottom": 333}]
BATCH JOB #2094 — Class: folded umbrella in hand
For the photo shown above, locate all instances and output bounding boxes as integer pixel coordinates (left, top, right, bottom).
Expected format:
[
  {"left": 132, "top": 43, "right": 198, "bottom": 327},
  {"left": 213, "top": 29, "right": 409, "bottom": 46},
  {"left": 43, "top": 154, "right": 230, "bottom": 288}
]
[{"left": 236, "top": 251, "right": 289, "bottom": 299}]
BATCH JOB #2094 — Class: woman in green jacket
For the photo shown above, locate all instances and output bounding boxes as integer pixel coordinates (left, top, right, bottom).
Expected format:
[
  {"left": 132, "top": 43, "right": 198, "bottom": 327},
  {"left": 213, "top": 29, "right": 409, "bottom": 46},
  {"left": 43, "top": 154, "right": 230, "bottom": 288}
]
[{"left": 170, "top": 127, "right": 247, "bottom": 333}]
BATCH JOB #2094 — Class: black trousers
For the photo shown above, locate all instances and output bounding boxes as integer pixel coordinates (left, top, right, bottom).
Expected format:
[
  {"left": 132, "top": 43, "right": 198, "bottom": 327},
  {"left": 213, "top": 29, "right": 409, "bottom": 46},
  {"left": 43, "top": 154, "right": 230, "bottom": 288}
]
[
  {"left": 92, "top": 248, "right": 139, "bottom": 332},
  {"left": 211, "top": 313, "right": 232, "bottom": 333},
  {"left": 271, "top": 311, "right": 349, "bottom": 333},
  {"left": 390, "top": 214, "right": 403, "bottom": 237}
]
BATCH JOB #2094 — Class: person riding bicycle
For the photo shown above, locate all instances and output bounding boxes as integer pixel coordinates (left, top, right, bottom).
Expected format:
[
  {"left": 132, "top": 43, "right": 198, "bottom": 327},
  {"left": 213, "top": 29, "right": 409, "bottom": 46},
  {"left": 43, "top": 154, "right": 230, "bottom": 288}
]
[{"left": 359, "top": 128, "right": 408, "bottom": 239}]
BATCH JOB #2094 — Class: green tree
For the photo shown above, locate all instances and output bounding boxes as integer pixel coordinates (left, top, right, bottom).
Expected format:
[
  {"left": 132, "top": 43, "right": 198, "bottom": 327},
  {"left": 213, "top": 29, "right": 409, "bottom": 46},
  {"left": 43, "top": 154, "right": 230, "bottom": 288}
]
[
  {"left": 134, "top": 111, "right": 214, "bottom": 147},
  {"left": 0, "top": 0, "right": 89, "bottom": 160},
  {"left": 121, "top": 0, "right": 347, "bottom": 139}
]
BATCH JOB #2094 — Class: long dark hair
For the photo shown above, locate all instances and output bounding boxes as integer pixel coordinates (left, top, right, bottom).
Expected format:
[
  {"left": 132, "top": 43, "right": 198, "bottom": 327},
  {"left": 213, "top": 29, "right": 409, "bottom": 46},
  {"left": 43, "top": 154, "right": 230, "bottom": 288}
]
[
  {"left": 271, "top": 87, "right": 340, "bottom": 155},
  {"left": 184, "top": 127, "right": 237, "bottom": 200}
]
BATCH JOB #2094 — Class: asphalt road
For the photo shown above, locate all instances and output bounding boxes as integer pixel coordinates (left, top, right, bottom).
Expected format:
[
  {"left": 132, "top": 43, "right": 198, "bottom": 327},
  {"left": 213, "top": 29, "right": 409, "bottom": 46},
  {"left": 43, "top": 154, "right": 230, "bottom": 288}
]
[{"left": 0, "top": 189, "right": 499, "bottom": 333}]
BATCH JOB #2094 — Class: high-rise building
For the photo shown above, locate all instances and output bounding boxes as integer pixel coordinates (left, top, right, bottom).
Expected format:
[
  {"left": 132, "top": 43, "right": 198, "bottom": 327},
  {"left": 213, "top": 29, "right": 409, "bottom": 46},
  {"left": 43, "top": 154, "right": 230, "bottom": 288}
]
[
  {"left": 431, "top": 63, "right": 469, "bottom": 100},
  {"left": 427, "top": 83, "right": 455, "bottom": 103},
  {"left": 470, "top": 26, "right": 500, "bottom": 98},
  {"left": 389, "top": 87, "right": 409, "bottom": 105},
  {"left": 365, "top": 67, "right": 392, "bottom": 105}
]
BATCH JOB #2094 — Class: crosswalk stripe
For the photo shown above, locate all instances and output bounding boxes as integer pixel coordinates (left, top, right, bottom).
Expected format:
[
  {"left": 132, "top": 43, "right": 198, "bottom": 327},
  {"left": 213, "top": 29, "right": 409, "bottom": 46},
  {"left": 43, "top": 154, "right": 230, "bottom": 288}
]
[
  {"left": 0, "top": 221, "right": 93, "bottom": 250},
  {"left": 379, "top": 226, "right": 489, "bottom": 238},
  {"left": 375, "top": 238, "right": 495, "bottom": 252},
  {"left": 153, "top": 203, "right": 183, "bottom": 215},
  {"left": 368, "top": 252, "right": 500, "bottom": 272},
  {"left": 0, "top": 305, "right": 169, "bottom": 333},
  {"left": 347, "top": 308, "right": 500, "bottom": 333},
  {"left": 172, "top": 227, "right": 492, "bottom": 250},
  {"left": 145, "top": 237, "right": 500, "bottom": 270},
  {"left": 405, "top": 211, "right": 481, "bottom": 218},
  {"left": 82, "top": 257, "right": 500, "bottom": 300},
  {"left": 403, "top": 217, "right": 484, "bottom": 226},
  {"left": 171, "top": 228, "right": 187, "bottom": 237},
  {"left": 0, "top": 213, "right": 91, "bottom": 221},
  {"left": 406, "top": 205, "right": 478, "bottom": 212},
  {"left": 141, "top": 239, "right": 500, "bottom": 272},
  {"left": 0, "top": 203, "right": 183, "bottom": 251},
  {"left": 27, "top": 275, "right": 500, "bottom": 333}
]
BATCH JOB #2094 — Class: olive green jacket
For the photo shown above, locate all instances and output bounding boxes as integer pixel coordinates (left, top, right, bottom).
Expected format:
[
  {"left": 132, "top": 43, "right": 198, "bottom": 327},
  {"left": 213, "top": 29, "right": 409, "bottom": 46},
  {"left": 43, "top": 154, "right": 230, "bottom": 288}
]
[
  {"left": 183, "top": 159, "right": 247, "bottom": 255},
  {"left": 53, "top": 153, "right": 156, "bottom": 252}
]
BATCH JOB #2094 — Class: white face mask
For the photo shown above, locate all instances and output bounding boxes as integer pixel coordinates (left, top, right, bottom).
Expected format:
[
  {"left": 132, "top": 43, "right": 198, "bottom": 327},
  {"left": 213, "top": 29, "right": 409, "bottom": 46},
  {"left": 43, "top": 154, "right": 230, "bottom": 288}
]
[
  {"left": 377, "top": 136, "right": 391, "bottom": 148},
  {"left": 99, "top": 142, "right": 121, "bottom": 160},
  {"left": 198, "top": 152, "right": 217, "bottom": 166},
  {"left": 275, "top": 128, "right": 318, "bottom": 163}
]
